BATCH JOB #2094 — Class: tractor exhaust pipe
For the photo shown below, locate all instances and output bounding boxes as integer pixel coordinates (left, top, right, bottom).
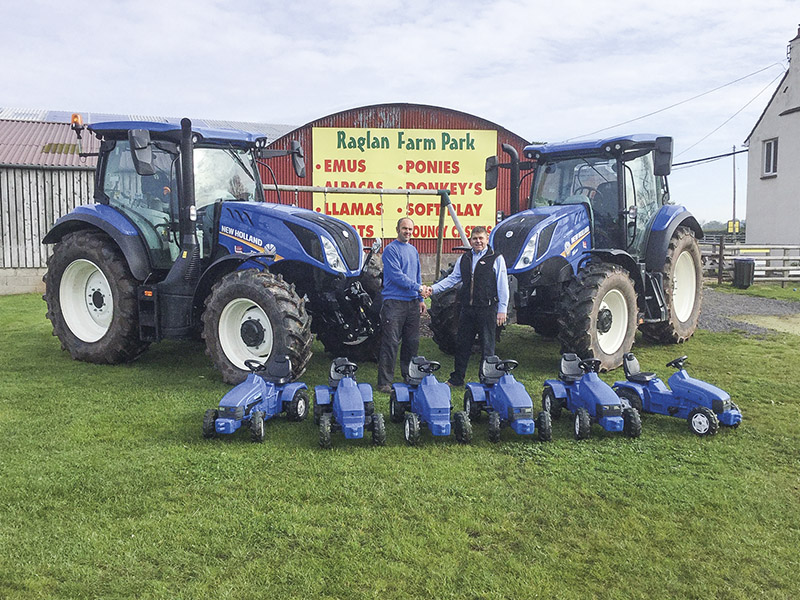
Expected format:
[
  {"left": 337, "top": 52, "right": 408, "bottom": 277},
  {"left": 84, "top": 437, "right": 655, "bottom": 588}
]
[
  {"left": 501, "top": 143, "right": 520, "bottom": 215},
  {"left": 179, "top": 118, "right": 198, "bottom": 249}
]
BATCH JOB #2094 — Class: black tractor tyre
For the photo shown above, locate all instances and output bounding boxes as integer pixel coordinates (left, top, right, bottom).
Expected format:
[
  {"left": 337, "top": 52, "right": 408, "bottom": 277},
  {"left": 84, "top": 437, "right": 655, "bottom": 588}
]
[
  {"left": 558, "top": 262, "right": 638, "bottom": 371},
  {"left": 542, "top": 386, "right": 563, "bottom": 420},
  {"left": 688, "top": 406, "right": 719, "bottom": 437},
  {"left": 574, "top": 407, "right": 592, "bottom": 440},
  {"left": 286, "top": 389, "right": 309, "bottom": 422},
  {"left": 319, "top": 413, "right": 333, "bottom": 449},
  {"left": 537, "top": 410, "right": 553, "bottom": 442},
  {"left": 488, "top": 411, "right": 502, "bottom": 443},
  {"left": 616, "top": 387, "right": 644, "bottom": 414},
  {"left": 453, "top": 411, "right": 473, "bottom": 444},
  {"left": 531, "top": 314, "right": 560, "bottom": 338},
  {"left": 371, "top": 413, "right": 387, "bottom": 446},
  {"left": 623, "top": 407, "right": 642, "bottom": 439},
  {"left": 202, "top": 409, "right": 218, "bottom": 439},
  {"left": 403, "top": 412, "right": 421, "bottom": 446},
  {"left": 202, "top": 269, "right": 312, "bottom": 385},
  {"left": 389, "top": 389, "right": 405, "bottom": 423},
  {"left": 250, "top": 411, "right": 266, "bottom": 443},
  {"left": 641, "top": 227, "right": 703, "bottom": 344},
  {"left": 464, "top": 388, "right": 482, "bottom": 421},
  {"left": 429, "top": 284, "right": 461, "bottom": 355},
  {"left": 43, "top": 230, "right": 149, "bottom": 364}
]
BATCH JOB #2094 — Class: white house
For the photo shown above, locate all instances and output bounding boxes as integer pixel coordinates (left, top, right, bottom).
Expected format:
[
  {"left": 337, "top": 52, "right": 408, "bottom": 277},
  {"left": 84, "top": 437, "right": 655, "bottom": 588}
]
[{"left": 745, "top": 27, "right": 800, "bottom": 244}]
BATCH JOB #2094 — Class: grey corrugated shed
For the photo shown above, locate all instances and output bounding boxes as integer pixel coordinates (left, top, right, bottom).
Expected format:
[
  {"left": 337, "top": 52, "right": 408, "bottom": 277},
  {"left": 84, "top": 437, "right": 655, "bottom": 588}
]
[{"left": 0, "top": 120, "right": 100, "bottom": 168}]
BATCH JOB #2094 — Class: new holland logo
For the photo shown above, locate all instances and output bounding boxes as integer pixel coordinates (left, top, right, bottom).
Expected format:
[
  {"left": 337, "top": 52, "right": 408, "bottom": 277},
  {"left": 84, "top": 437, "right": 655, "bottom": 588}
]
[{"left": 265, "top": 243, "right": 277, "bottom": 255}]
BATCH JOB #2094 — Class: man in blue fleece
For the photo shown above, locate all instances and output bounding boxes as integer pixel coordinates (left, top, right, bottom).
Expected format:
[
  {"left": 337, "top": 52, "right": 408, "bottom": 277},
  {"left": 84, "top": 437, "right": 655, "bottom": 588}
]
[{"left": 377, "top": 217, "right": 428, "bottom": 392}]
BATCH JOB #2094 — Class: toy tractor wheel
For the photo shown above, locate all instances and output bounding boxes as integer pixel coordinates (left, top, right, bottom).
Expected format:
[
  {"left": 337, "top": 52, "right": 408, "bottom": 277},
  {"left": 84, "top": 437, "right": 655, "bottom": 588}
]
[
  {"left": 250, "top": 411, "right": 266, "bottom": 442},
  {"left": 688, "top": 407, "right": 719, "bottom": 436},
  {"left": 488, "top": 411, "right": 502, "bottom": 443},
  {"left": 43, "top": 230, "right": 149, "bottom": 364},
  {"left": 403, "top": 412, "right": 421, "bottom": 446},
  {"left": 389, "top": 389, "right": 405, "bottom": 423},
  {"left": 542, "top": 386, "right": 562, "bottom": 420},
  {"left": 574, "top": 407, "right": 591, "bottom": 440},
  {"left": 319, "top": 413, "right": 333, "bottom": 449},
  {"left": 641, "top": 227, "right": 703, "bottom": 344},
  {"left": 371, "top": 413, "right": 387, "bottom": 446},
  {"left": 728, "top": 402, "right": 741, "bottom": 429},
  {"left": 616, "top": 387, "right": 643, "bottom": 414},
  {"left": 454, "top": 411, "right": 473, "bottom": 444},
  {"left": 364, "top": 401, "right": 375, "bottom": 417},
  {"left": 203, "top": 269, "right": 312, "bottom": 385},
  {"left": 464, "top": 388, "right": 482, "bottom": 421},
  {"left": 202, "top": 409, "right": 218, "bottom": 439},
  {"left": 558, "top": 263, "right": 638, "bottom": 371},
  {"left": 623, "top": 407, "right": 642, "bottom": 438},
  {"left": 286, "top": 389, "right": 309, "bottom": 421},
  {"left": 537, "top": 410, "right": 553, "bottom": 442}
]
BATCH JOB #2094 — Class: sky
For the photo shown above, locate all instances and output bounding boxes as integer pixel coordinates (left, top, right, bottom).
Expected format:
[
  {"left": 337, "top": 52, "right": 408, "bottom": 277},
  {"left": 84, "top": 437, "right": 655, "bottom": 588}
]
[{"left": 1, "top": 0, "right": 798, "bottom": 223}]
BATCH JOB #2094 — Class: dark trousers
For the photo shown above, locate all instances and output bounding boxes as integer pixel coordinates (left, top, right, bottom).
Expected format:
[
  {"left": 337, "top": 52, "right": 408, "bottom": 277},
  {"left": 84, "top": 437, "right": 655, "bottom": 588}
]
[
  {"left": 449, "top": 305, "right": 497, "bottom": 386},
  {"left": 378, "top": 299, "right": 420, "bottom": 387}
]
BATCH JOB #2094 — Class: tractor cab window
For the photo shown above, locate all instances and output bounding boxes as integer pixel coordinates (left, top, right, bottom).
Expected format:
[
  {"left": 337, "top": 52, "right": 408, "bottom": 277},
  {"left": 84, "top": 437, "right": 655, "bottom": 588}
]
[
  {"left": 622, "top": 153, "right": 659, "bottom": 255},
  {"left": 102, "top": 141, "right": 179, "bottom": 269}
]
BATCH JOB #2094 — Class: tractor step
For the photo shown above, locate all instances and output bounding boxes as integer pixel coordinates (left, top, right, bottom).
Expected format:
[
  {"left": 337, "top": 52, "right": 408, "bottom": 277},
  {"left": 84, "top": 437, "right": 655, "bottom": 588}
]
[{"left": 138, "top": 286, "right": 160, "bottom": 342}]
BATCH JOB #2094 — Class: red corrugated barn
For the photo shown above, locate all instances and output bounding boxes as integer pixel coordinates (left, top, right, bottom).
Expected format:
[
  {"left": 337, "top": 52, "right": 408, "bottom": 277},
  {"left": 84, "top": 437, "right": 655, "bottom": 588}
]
[{"left": 261, "top": 103, "right": 529, "bottom": 255}]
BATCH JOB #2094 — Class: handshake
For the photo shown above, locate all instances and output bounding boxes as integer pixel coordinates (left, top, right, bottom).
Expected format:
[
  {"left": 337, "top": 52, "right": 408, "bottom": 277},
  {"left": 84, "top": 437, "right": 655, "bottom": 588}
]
[{"left": 419, "top": 285, "right": 433, "bottom": 299}]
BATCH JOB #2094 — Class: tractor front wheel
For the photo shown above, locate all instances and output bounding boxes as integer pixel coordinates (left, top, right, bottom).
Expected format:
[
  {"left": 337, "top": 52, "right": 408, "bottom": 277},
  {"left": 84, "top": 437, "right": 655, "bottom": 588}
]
[
  {"left": 371, "top": 413, "right": 387, "bottom": 446},
  {"left": 537, "top": 410, "right": 553, "bottom": 442},
  {"left": 488, "top": 411, "right": 502, "bottom": 443},
  {"left": 574, "top": 408, "right": 592, "bottom": 440},
  {"left": 202, "top": 409, "right": 217, "bottom": 439},
  {"left": 623, "top": 407, "right": 642, "bottom": 438},
  {"left": 203, "top": 269, "right": 312, "bottom": 384},
  {"left": 453, "top": 411, "right": 472, "bottom": 444},
  {"left": 688, "top": 407, "right": 719, "bottom": 436},
  {"left": 403, "top": 412, "right": 421, "bottom": 446},
  {"left": 319, "top": 413, "right": 333, "bottom": 449},
  {"left": 250, "top": 411, "right": 266, "bottom": 442}
]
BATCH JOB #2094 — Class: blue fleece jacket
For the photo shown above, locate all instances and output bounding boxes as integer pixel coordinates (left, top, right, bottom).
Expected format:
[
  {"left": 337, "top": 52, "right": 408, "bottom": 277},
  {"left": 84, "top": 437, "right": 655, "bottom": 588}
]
[{"left": 381, "top": 240, "right": 422, "bottom": 301}]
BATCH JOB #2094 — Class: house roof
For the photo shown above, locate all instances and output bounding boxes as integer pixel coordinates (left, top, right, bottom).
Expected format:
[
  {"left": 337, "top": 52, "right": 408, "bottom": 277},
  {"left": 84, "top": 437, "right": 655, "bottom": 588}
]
[{"left": 744, "top": 70, "right": 789, "bottom": 145}]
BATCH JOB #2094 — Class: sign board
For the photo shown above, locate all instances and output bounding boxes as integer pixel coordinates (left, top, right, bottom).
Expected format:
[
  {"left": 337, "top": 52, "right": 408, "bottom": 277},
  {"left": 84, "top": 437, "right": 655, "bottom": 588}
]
[{"left": 312, "top": 127, "right": 497, "bottom": 239}]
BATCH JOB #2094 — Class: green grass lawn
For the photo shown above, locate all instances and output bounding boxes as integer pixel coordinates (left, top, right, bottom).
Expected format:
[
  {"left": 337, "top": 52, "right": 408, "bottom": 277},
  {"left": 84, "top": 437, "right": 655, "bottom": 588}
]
[{"left": 1, "top": 292, "right": 799, "bottom": 599}]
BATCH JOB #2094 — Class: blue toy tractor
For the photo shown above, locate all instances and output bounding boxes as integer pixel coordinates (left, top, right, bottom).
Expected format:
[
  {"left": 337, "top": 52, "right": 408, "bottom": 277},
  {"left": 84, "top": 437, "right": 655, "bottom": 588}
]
[
  {"left": 43, "top": 117, "right": 382, "bottom": 386},
  {"left": 432, "top": 135, "right": 704, "bottom": 371},
  {"left": 390, "top": 356, "right": 472, "bottom": 445},
  {"left": 202, "top": 356, "right": 308, "bottom": 442},
  {"left": 543, "top": 353, "right": 642, "bottom": 440},
  {"left": 464, "top": 356, "right": 552, "bottom": 442},
  {"left": 613, "top": 353, "right": 742, "bottom": 436},
  {"left": 314, "top": 357, "right": 386, "bottom": 448}
]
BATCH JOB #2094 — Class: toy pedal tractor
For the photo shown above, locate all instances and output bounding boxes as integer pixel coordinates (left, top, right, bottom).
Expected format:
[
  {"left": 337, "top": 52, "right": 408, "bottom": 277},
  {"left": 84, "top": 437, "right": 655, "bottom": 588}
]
[
  {"left": 464, "top": 355, "right": 552, "bottom": 442},
  {"left": 390, "top": 356, "right": 472, "bottom": 445},
  {"left": 542, "top": 353, "right": 642, "bottom": 440},
  {"left": 202, "top": 356, "right": 308, "bottom": 442},
  {"left": 314, "top": 357, "right": 386, "bottom": 448},
  {"left": 613, "top": 353, "right": 742, "bottom": 436}
]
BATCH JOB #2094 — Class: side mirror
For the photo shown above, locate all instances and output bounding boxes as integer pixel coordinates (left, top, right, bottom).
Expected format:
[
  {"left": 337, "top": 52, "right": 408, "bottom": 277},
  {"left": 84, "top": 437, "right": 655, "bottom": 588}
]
[
  {"left": 291, "top": 140, "right": 306, "bottom": 178},
  {"left": 653, "top": 136, "right": 673, "bottom": 176},
  {"left": 485, "top": 155, "right": 499, "bottom": 191},
  {"left": 128, "top": 129, "right": 156, "bottom": 176}
]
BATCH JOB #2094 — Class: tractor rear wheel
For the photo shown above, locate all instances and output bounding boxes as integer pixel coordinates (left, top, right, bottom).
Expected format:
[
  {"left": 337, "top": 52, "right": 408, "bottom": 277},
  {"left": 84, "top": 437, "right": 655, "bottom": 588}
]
[
  {"left": 616, "top": 387, "right": 644, "bottom": 414},
  {"left": 641, "top": 227, "right": 703, "bottom": 344},
  {"left": 203, "top": 269, "right": 312, "bottom": 385},
  {"left": 286, "top": 389, "right": 309, "bottom": 421},
  {"left": 389, "top": 389, "right": 405, "bottom": 423},
  {"left": 43, "top": 230, "right": 149, "bottom": 364},
  {"left": 542, "top": 386, "right": 562, "bottom": 420},
  {"left": 558, "top": 263, "right": 638, "bottom": 371},
  {"left": 464, "top": 388, "right": 482, "bottom": 421}
]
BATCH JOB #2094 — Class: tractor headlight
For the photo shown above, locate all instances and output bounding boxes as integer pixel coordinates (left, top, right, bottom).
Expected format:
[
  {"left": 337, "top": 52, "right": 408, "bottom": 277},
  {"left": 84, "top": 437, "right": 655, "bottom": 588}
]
[
  {"left": 514, "top": 232, "right": 539, "bottom": 270},
  {"left": 321, "top": 236, "right": 346, "bottom": 273}
]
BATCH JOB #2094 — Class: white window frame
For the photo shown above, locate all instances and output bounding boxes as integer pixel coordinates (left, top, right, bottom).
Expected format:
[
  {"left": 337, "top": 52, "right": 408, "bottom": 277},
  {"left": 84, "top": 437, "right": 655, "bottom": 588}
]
[{"left": 762, "top": 138, "right": 778, "bottom": 177}]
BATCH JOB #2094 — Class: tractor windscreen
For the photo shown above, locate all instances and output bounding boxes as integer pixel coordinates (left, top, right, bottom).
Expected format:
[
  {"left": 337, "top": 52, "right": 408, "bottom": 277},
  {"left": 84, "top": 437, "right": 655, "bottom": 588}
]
[
  {"left": 529, "top": 157, "right": 617, "bottom": 210},
  {"left": 193, "top": 147, "right": 262, "bottom": 209}
]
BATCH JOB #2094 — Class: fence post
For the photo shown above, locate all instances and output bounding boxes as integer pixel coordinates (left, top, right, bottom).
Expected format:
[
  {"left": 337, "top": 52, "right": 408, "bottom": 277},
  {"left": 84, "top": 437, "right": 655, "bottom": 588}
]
[{"left": 717, "top": 238, "right": 725, "bottom": 285}]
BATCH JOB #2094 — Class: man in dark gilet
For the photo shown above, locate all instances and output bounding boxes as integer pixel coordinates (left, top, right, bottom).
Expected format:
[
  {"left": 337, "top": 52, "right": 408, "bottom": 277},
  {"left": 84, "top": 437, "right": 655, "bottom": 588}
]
[{"left": 431, "top": 226, "right": 509, "bottom": 387}]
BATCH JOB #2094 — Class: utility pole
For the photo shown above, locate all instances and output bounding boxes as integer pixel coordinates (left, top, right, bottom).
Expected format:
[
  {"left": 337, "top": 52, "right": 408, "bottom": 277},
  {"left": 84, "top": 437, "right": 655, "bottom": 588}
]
[{"left": 732, "top": 145, "right": 736, "bottom": 222}]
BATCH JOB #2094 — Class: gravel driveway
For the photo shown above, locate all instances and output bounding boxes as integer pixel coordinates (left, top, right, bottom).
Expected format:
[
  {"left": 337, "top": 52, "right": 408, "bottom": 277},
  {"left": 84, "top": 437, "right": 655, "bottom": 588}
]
[{"left": 699, "top": 287, "right": 800, "bottom": 334}]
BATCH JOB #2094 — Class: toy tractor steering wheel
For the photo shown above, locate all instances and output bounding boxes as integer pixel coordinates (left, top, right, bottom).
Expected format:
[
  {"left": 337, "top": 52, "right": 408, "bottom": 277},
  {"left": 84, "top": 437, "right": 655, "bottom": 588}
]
[
  {"left": 244, "top": 359, "right": 267, "bottom": 373},
  {"left": 574, "top": 186, "right": 597, "bottom": 198},
  {"left": 666, "top": 356, "right": 688, "bottom": 370},
  {"left": 418, "top": 361, "right": 441, "bottom": 374},
  {"left": 496, "top": 359, "right": 519, "bottom": 373},
  {"left": 579, "top": 358, "right": 602, "bottom": 373},
  {"left": 334, "top": 362, "right": 359, "bottom": 377}
]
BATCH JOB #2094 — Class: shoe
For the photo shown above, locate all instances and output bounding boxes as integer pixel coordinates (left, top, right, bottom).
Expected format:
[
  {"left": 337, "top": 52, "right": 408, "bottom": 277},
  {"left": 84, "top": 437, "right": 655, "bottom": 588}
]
[
  {"left": 446, "top": 380, "right": 463, "bottom": 388},
  {"left": 377, "top": 385, "right": 392, "bottom": 393}
]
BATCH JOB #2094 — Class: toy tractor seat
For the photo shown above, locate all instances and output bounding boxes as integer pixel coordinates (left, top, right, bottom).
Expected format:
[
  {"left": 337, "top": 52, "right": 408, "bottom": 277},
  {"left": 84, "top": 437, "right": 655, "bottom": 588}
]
[
  {"left": 623, "top": 352, "right": 657, "bottom": 384},
  {"left": 480, "top": 355, "right": 505, "bottom": 385},
  {"left": 407, "top": 356, "right": 439, "bottom": 386},
  {"left": 559, "top": 353, "right": 583, "bottom": 383},
  {"left": 329, "top": 357, "right": 357, "bottom": 388}
]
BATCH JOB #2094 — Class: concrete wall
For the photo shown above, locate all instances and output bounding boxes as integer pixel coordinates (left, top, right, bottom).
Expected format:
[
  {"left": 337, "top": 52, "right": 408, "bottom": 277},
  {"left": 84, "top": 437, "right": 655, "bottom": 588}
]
[{"left": 0, "top": 267, "right": 46, "bottom": 295}]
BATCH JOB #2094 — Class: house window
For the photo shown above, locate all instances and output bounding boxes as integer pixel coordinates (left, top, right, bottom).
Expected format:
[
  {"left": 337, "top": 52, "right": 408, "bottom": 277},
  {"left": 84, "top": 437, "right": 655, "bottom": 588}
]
[{"left": 763, "top": 138, "right": 778, "bottom": 176}]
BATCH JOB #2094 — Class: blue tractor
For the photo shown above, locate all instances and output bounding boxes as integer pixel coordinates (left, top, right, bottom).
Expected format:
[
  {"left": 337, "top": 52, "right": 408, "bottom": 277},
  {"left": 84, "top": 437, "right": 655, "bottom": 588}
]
[
  {"left": 314, "top": 357, "right": 386, "bottom": 448},
  {"left": 431, "top": 135, "right": 703, "bottom": 371},
  {"left": 42, "top": 117, "right": 381, "bottom": 384},
  {"left": 543, "top": 353, "right": 642, "bottom": 440},
  {"left": 464, "top": 356, "right": 552, "bottom": 442},
  {"left": 613, "top": 353, "right": 742, "bottom": 436},
  {"left": 202, "top": 356, "right": 308, "bottom": 442},
  {"left": 390, "top": 357, "right": 472, "bottom": 445}
]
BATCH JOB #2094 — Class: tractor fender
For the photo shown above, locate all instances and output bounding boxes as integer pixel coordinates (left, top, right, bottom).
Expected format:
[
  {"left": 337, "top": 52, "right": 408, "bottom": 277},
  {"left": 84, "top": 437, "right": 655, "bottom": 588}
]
[
  {"left": 645, "top": 206, "right": 703, "bottom": 272},
  {"left": 392, "top": 384, "right": 411, "bottom": 405},
  {"left": 278, "top": 382, "right": 308, "bottom": 407},
  {"left": 357, "top": 382, "right": 374, "bottom": 404},
  {"left": 612, "top": 381, "right": 646, "bottom": 407},
  {"left": 41, "top": 205, "right": 152, "bottom": 281},
  {"left": 193, "top": 252, "right": 275, "bottom": 315},
  {"left": 543, "top": 379, "right": 567, "bottom": 400},
  {"left": 314, "top": 385, "right": 332, "bottom": 406},
  {"left": 464, "top": 383, "right": 487, "bottom": 405},
  {"left": 582, "top": 248, "right": 646, "bottom": 311}
]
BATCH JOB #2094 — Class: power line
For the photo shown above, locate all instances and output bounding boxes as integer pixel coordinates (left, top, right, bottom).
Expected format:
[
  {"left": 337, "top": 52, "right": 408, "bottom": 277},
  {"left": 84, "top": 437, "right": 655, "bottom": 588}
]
[{"left": 672, "top": 148, "right": 747, "bottom": 168}]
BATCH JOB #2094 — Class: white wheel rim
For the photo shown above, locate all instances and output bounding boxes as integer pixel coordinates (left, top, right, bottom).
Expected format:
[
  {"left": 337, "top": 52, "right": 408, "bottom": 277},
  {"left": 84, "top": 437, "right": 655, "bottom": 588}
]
[
  {"left": 404, "top": 419, "right": 411, "bottom": 440},
  {"left": 297, "top": 398, "right": 307, "bottom": 417},
  {"left": 60, "top": 259, "right": 113, "bottom": 342},
  {"left": 574, "top": 413, "right": 581, "bottom": 436},
  {"left": 218, "top": 298, "right": 274, "bottom": 370},
  {"left": 673, "top": 251, "right": 697, "bottom": 322},
  {"left": 691, "top": 413, "right": 710, "bottom": 434},
  {"left": 465, "top": 396, "right": 471, "bottom": 414},
  {"left": 597, "top": 288, "right": 628, "bottom": 355}
]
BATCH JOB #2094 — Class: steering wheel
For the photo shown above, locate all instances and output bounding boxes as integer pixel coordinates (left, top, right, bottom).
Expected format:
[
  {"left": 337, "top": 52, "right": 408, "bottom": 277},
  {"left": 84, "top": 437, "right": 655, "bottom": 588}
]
[
  {"left": 244, "top": 359, "right": 267, "bottom": 373},
  {"left": 334, "top": 362, "right": 358, "bottom": 376},
  {"left": 496, "top": 359, "right": 519, "bottom": 373},
  {"left": 579, "top": 358, "right": 601, "bottom": 373},
  {"left": 418, "top": 361, "right": 441, "bottom": 374},
  {"left": 666, "top": 356, "right": 688, "bottom": 370},
  {"left": 574, "top": 186, "right": 597, "bottom": 197}
]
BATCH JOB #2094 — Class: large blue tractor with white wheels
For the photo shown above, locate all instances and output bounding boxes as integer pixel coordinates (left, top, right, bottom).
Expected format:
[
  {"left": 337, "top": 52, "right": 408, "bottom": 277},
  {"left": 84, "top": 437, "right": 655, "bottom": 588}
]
[
  {"left": 42, "top": 117, "right": 382, "bottom": 384},
  {"left": 431, "top": 135, "right": 704, "bottom": 371}
]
